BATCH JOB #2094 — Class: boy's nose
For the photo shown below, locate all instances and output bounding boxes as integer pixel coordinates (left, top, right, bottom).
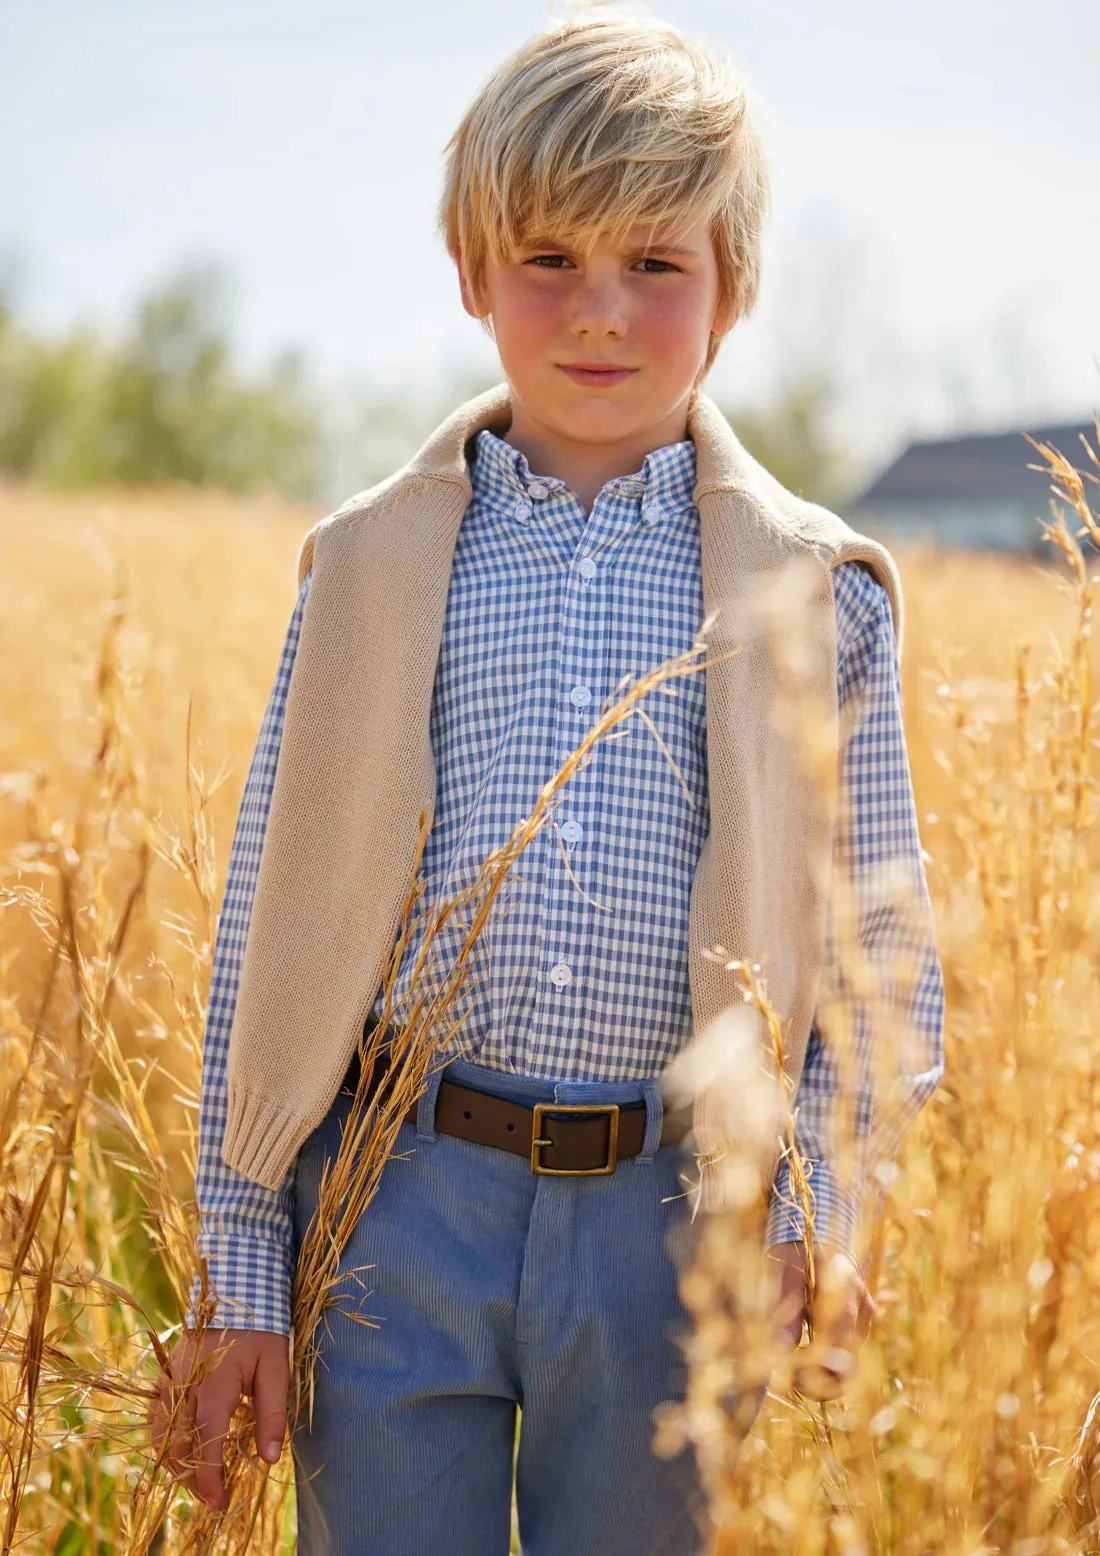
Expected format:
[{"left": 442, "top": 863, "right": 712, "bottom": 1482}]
[{"left": 568, "top": 288, "right": 629, "bottom": 335}]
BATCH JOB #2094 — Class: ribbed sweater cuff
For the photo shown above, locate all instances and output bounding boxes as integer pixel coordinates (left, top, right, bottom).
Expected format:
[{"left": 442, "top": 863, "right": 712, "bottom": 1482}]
[{"left": 221, "top": 1083, "right": 307, "bottom": 1190}]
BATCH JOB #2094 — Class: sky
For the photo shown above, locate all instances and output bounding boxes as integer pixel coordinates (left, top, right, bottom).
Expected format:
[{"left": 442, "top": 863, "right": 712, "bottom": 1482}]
[{"left": 3, "top": 0, "right": 1098, "bottom": 478}]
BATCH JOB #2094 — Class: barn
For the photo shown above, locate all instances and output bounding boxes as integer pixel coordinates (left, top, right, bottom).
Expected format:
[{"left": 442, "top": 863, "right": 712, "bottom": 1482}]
[{"left": 845, "top": 419, "right": 1097, "bottom": 553}]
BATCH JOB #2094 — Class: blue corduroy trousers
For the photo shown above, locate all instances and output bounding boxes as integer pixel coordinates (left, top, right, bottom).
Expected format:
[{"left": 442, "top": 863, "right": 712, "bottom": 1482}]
[{"left": 290, "top": 1055, "right": 754, "bottom": 1556}]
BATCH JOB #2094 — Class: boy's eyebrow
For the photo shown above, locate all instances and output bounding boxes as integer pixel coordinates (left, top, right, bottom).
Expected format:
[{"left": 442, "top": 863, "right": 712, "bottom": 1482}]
[{"left": 518, "top": 235, "right": 701, "bottom": 256}]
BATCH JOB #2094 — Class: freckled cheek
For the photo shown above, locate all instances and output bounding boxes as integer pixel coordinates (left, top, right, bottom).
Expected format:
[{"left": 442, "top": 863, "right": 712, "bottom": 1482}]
[
  {"left": 634, "top": 292, "right": 711, "bottom": 363},
  {"left": 493, "top": 277, "right": 563, "bottom": 352}
]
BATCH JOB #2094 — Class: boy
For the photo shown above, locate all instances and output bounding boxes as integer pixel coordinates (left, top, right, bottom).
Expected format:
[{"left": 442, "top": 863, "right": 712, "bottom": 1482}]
[{"left": 154, "top": 10, "right": 944, "bottom": 1553}]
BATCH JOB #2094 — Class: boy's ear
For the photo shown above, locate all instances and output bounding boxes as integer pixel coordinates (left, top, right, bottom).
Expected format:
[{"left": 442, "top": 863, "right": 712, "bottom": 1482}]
[
  {"left": 712, "top": 290, "right": 738, "bottom": 339},
  {"left": 456, "top": 251, "right": 484, "bottom": 321}
]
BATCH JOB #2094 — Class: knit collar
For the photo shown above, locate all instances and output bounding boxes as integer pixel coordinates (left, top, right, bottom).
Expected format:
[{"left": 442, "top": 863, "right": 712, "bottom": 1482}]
[
  {"left": 317, "top": 380, "right": 902, "bottom": 654},
  {"left": 469, "top": 426, "right": 697, "bottom": 527}
]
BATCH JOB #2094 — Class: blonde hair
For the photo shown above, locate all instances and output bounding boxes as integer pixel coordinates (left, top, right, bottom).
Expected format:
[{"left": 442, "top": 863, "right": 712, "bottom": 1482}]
[{"left": 437, "top": 6, "right": 771, "bottom": 380}]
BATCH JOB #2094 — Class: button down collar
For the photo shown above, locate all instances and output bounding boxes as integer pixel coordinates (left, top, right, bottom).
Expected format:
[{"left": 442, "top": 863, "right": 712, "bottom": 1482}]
[
  {"left": 636, "top": 441, "right": 697, "bottom": 524},
  {"left": 471, "top": 429, "right": 565, "bottom": 511},
  {"left": 471, "top": 428, "right": 697, "bottom": 527}
]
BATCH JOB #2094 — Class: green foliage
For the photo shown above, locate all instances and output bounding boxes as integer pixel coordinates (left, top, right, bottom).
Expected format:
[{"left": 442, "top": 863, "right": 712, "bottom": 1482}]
[
  {"left": 0, "top": 261, "right": 324, "bottom": 498},
  {"left": 327, "top": 366, "right": 500, "bottom": 497},
  {"left": 721, "top": 370, "right": 860, "bottom": 511}
]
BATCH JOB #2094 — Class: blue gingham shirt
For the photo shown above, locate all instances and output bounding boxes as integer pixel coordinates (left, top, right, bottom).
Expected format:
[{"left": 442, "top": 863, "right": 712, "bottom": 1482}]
[{"left": 195, "top": 429, "right": 945, "bottom": 1333}]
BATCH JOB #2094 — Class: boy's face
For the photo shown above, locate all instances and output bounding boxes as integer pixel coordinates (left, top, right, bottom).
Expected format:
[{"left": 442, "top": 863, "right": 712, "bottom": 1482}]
[{"left": 458, "top": 217, "right": 732, "bottom": 446}]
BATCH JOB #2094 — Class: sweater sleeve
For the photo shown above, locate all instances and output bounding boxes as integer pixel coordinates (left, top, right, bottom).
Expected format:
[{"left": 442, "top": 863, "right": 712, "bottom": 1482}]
[
  {"left": 188, "top": 571, "right": 313, "bottom": 1334},
  {"left": 764, "top": 559, "right": 945, "bottom": 1272}
]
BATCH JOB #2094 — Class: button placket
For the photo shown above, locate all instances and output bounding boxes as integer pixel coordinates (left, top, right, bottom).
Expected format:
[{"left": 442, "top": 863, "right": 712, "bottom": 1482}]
[
  {"left": 531, "top": 500, "right": 611, "bottom": 1067},
  {"left": 570, "top": 479, "right": 637, "bottom": 585},
  {"left": 441, "top": 433, "right": 704, "bottom": 1077}
]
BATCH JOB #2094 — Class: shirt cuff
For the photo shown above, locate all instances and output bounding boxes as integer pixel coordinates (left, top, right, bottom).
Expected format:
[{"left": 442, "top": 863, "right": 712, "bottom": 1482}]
[
  {"left": 765, "top": 1156, "right": 867, "bottom": 1273},
  {"left": 188, "top": 1227, "right": 295, "bottom": 1336}
]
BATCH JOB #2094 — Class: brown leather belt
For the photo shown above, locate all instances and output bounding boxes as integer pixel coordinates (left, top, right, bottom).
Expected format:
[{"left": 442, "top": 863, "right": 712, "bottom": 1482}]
[{"left": 340, "top": 1033, "right": 690, "bottom": 1176}]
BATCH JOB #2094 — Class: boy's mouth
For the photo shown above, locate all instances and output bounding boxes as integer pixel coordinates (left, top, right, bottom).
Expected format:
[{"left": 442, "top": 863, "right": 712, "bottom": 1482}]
[{"left": 557, "top": 363, "right": 639, "bottom": 388}]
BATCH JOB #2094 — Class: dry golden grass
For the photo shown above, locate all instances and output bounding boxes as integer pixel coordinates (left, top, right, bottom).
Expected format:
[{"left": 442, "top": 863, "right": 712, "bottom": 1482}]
[{"left": 1, "top": 422, "right": 1099, "bottom": 1552}]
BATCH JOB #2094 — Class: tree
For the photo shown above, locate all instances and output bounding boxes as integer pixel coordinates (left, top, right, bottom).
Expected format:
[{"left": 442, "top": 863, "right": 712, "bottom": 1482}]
[
  {"left": 720, "top": 368, "right": 860, "bottom": 510},
  {"left": 0, "top": 260, "right": 325, "bottom": 498}
]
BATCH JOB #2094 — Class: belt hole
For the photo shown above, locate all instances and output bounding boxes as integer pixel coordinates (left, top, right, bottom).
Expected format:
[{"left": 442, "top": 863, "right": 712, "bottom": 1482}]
[
  {"left": 506, "top": 1122, "right": 515, "bottom": 1132},
  {"left": 463, "top": 1110, "right": 472, "bottom": 1120}
]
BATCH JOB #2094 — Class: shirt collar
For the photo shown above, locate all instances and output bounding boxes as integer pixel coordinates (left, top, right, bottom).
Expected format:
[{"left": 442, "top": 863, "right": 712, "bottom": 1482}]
[{"left": 470, "top": 427, "right": 697, "bottom": 526}]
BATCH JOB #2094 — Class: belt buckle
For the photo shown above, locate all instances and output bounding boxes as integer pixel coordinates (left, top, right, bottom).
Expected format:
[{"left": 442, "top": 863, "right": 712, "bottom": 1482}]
[{"left": 530, "top": 1102, "right": 620, "bottom": 1176}]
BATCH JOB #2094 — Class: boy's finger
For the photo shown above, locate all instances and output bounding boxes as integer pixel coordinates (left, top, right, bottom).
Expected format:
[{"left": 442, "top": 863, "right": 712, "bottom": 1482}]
[
  {"left": 808, "top": 1260, "right": 865, "bottom": 1352},
  {"left": 793, "top": 1344, "right": 855, "bottom": 1401},
  {"left": 251, "top": 1349, "right": 290, "bottom": 1464},
  {"left": 164, "top": 1376, "right": 197, "bottom": 1478},
  {"left": 147, "top": 1376, "right": 168, "bottom": 1455},
  {"left": 193, "top": 1381, "right": 237, "bottom": 1510},
  {"left": 770, "top": 1274, "right": 808, "bottom": 1350}
]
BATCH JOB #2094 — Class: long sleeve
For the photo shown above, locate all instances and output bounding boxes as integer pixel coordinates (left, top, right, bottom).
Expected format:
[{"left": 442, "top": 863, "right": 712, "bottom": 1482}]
[
  {"left": 764, "top": 559, "right": 945, "bottom": 1269},
  {"left": 189, "top": 570, "right": 313, "bottom": 1334}
]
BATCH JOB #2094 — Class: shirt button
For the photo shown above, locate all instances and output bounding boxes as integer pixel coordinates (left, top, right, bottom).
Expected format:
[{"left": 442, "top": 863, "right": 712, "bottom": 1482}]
[
  {"left": 569, "top": 685, "right": 592, "bottom": 709},
  {"left": 513, "top": 500, "right": 533, "bottom": 522},
  {"left": 578, "top": 556, "right": 597, "bottom": 580},
  {"left": 641, "top": 503, "right": 661, "bottom": 526},
  {"left": 560, "top": 819, "right": 583, "bottom": 846},
  {"left": 528, "top": 482, "right": 550, "bottom": 500},
  {"left": 549, "top": 961, "right": 573, "bottom": 988}
]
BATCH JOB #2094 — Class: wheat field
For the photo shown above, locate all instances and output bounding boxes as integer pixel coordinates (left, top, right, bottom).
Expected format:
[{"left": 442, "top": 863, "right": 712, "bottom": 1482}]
[{"left": 2, "top": 423, "right": 1100, "bottom": 1554}]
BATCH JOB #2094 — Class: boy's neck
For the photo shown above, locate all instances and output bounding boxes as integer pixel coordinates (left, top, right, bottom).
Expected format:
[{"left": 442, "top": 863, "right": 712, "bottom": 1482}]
[{"left": 500, "top": 393, "right": 693, "bottom": 515}]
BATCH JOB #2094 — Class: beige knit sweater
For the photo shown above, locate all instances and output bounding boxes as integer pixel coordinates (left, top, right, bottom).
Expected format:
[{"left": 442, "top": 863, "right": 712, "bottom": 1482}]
[{"left": 221, "top": 382, "right": 903, "bottom": 1195}]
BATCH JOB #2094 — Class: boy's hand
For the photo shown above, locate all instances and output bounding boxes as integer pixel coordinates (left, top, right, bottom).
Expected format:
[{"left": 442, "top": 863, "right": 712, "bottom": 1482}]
[
  {"left": 149, "top": 1328, "right": 290, "bottom": 1510},
  {"left": 766, "top": 1241, "right": 874, "bottom": 1401}
]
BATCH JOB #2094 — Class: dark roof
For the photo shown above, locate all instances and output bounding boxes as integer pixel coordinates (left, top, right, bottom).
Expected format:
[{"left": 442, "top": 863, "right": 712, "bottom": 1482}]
[{"left": 849, "top": 418, "right": 1097, "bottom": 508}]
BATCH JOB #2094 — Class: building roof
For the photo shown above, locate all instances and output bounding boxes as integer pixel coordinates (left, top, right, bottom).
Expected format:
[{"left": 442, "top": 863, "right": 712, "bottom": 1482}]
[{"left": 849, "top": 418, "right": 1097, "bottom": 509}]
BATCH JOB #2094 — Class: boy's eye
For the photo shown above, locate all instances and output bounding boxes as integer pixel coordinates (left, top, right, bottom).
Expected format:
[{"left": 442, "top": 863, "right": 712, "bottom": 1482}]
[{"left": 524, "top": 255, "right": 680, "bottom": 273}]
